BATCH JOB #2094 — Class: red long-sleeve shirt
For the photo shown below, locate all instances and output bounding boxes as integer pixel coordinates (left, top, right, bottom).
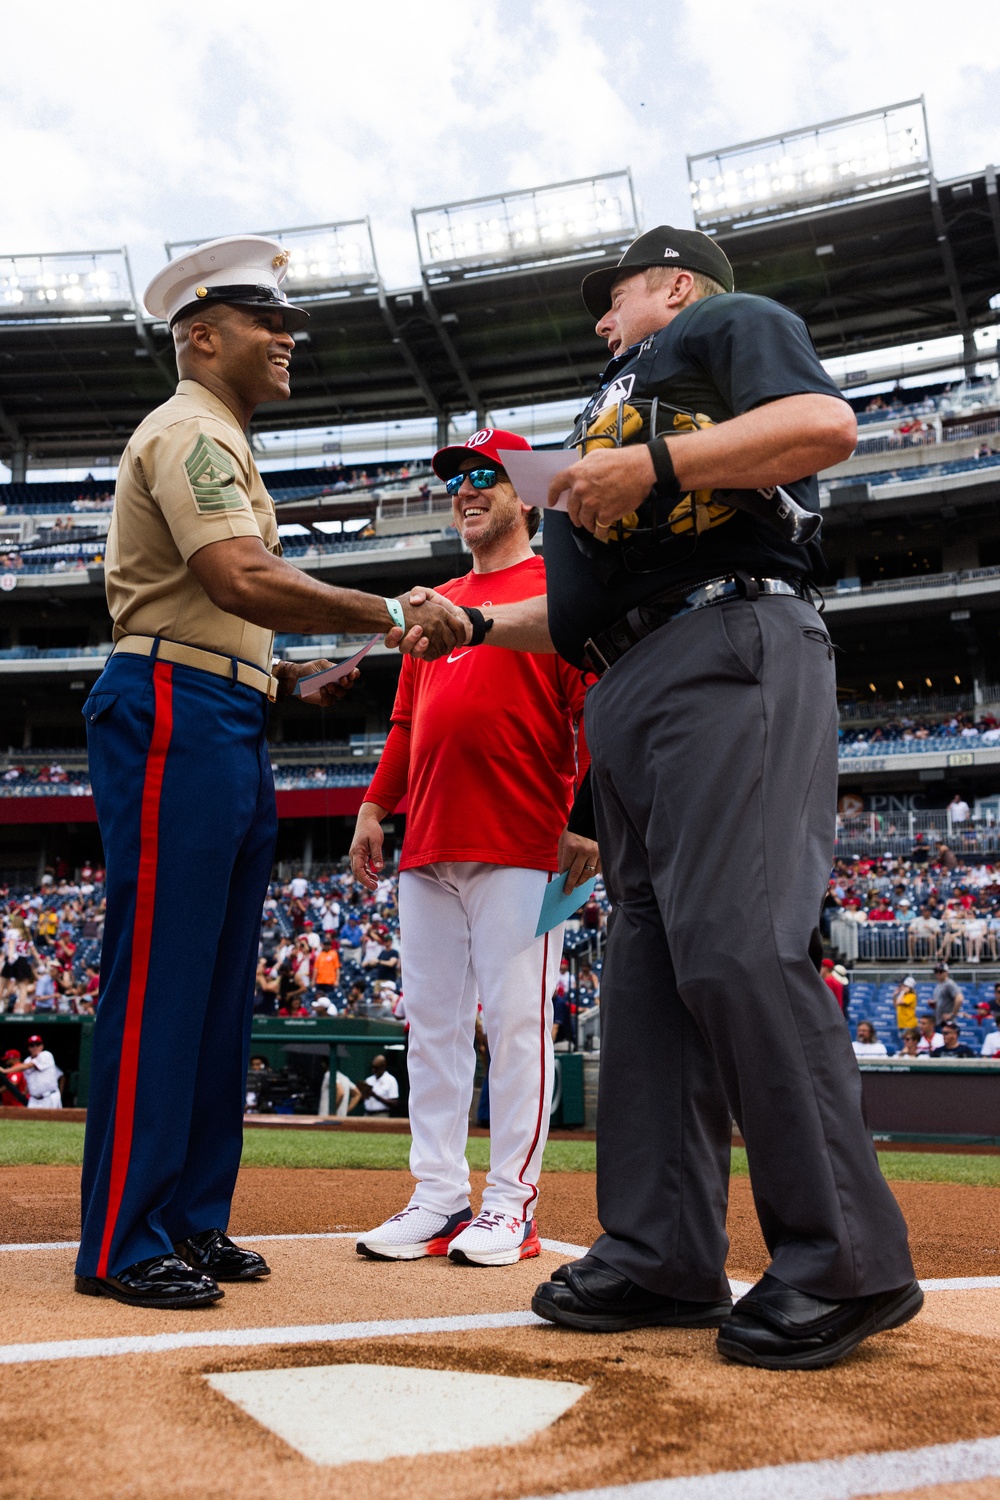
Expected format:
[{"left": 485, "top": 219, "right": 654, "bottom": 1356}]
[{"left": 366, "top": 556, "right": 589, "bottom": 872}]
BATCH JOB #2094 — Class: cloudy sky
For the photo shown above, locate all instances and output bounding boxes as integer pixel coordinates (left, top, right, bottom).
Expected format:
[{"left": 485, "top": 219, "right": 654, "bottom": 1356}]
[{"left": 4, "top": 0, "right": 999, "bottom": 295}]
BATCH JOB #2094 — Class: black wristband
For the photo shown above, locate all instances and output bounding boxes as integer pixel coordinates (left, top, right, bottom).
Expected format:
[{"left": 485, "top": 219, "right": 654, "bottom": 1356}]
[
  {"left": 460, "top": 606, "right": 494, "bottom": 647},
  {"left": 647, "top": 436, "right": 681, "bottom": 498}
]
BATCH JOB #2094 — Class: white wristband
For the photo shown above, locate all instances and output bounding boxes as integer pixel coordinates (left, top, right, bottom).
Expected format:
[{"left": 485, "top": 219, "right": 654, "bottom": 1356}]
[{"left": 384, "top": 597, "right": 406, "bottom": 631}]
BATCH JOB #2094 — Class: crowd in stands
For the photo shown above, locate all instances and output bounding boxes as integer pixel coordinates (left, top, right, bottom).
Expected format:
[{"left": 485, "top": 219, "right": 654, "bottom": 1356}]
[
  {"left": 0, "top": 763, "right": 382, "bottom": 798},
  {"left": 1, "top": 862, "right": 104, "bottom": 1016},
  {"left": 839, "top": 711, "right": 1000, "bottom": 750},
  {"left": 5, "top": 851, "right": 999, "bottom": 1075},
  {"left": 1, "top": 544, "right": 105, "bottom": 575},
  {"left": 0, "top": 764, "right": 91, "bottom": 797},
  {"left": 270, "top": 762, "right": 379, "bottom": 790},
  {"left": 824, "top": 845, "right": 1000, "bottom": 997},
  {"left": 252, "top": 869, "right": 608, "bottom": 1042},
  {"left": 1, "top": 864, "right": 611, "bottom": 1052},
  {"left": 838, "top": 970, "right": 999, "bottom": 1060},
  {"left": 0, "top": 461, "right": 435, "bottom": 520}
]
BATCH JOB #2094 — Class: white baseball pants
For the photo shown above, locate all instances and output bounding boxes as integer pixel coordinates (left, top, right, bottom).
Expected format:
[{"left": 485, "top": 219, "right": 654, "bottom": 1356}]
[{"left": 398, "top": 862, "right": 563, "bottom": 1222}]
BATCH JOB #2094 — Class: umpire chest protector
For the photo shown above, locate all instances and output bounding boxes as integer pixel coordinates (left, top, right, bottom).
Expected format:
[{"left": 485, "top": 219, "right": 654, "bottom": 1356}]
[{"left": 544, "top": 293, "right": 842, "bottom": 668}]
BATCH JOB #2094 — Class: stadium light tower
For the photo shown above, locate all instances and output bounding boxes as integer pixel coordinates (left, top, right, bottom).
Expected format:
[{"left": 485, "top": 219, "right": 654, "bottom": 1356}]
[
  {"left": 165, "top": 220, "right": 381, "bottom": 300},
  {"left": 413, "top": 171, "right": 638, "bottom": 277},
  {"left": 0, "top": 248, "right": 135, "bottom": 320},
  {"left": 687, "top": 99, "right": 931, "bottom": 229}
]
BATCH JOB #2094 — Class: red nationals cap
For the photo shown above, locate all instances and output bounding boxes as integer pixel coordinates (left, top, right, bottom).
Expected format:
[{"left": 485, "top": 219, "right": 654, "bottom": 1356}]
[
  {"left": 27, "top": 1034, "right": 43, "bottom": 1045},
  {"left": 432, "top": 427, "right": 532, "bottom": 481}
]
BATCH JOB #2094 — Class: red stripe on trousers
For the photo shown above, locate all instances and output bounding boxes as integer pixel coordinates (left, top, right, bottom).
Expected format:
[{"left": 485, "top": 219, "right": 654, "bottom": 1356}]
[
  {"left": 96, "top": 661, "right": 174, "bottom": 1278},
  {"left": 518, "top": 926, "right": 550, "bottom": 1220}
]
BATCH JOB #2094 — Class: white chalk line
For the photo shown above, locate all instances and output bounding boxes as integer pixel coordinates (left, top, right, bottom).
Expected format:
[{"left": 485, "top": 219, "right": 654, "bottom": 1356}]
[
  {"left": 0, "top": 1309, "right": 544, "bottom": 1365},
  {"left": 0, "top": 1307, "right": 996, "bottom": 1500},
  {"left": 0, "top": 1230, "right": 998, "bottom": 1497},
  {"left": 2, "top": 1233, "right": 999, "bottom": 1300},
  {"left": 519, "top": 1436, "right": 1000, "bottom": 1500},
  {"left": 0, "top": 1267, "right": 995, "bottom": 1369},
  {"left": 0, "top": 1230, "right": 590, "bottom": 1254}
]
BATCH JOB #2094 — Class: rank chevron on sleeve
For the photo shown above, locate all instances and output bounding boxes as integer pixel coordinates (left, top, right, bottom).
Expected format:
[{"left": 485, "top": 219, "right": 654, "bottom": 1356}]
[{"left": 184, "top": 432, "right": 244, "bottom": 513}]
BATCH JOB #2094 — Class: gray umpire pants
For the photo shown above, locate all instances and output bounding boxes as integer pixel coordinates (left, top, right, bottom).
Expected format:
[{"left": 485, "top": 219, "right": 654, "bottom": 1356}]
[{"left": 583, "top": 596, "right": 914, "bottom": 1302}]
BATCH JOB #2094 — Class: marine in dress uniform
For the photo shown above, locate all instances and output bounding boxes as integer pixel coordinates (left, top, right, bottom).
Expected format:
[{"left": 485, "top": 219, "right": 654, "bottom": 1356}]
[
  {"left": 528, "top": 227, "right": 922, "bottom": 1369},
  {"left": 75, "top": 237, "right": 465, "bottom": 1308}
]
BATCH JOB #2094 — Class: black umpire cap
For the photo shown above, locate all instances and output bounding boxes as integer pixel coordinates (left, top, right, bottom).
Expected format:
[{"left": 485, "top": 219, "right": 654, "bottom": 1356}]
[{"left": 581, "top": 225, "right": 735, "bottom": 319}]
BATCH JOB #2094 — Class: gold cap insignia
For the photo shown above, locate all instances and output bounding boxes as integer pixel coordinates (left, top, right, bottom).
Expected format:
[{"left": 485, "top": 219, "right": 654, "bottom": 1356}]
[
  {"left": 272, "top": 250, "right": 291, "bottom": 269},
  {"left": 195, "top": 286, "right": 209, "bottom": 297}
]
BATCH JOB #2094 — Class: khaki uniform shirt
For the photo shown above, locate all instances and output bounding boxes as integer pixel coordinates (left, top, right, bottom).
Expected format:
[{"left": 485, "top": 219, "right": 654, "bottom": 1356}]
[{"left": 105, "top": 379, "right": 281, "bottom": 671}]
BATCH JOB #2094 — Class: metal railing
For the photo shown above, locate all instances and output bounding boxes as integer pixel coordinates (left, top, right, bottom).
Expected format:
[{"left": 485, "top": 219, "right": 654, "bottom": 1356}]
[
  {"left": 377, "top": 493, "right": 453, "bottom": 521},
  {"left": 835, "top": 809, "right": 1000, "bottom": 856},
  {"left": 838, "top": 736, "right": 1000, "bottom": 759},
  {"left": 830, "top": 918, "right": 1000, "bottom": 965},
  {"left": 851, "top": 414, "right": 1000, "bottom": 461},
  {"left": 822, "top": 565, "right": 1000, "bottom": 601}
]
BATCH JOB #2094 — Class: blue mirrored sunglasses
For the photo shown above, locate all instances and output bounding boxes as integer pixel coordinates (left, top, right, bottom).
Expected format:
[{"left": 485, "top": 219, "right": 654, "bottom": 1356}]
[{"left": 445, "top": 467, "right": 501, "bottom": 496}]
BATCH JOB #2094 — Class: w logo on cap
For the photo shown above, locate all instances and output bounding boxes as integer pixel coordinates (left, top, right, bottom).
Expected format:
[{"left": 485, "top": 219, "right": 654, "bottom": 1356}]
[{"left": 467, "top": 429, "right": 494, "bottom": 447}]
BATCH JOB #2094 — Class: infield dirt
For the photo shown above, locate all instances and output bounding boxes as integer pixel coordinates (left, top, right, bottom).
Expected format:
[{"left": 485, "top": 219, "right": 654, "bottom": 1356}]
[{"left": 1, "top": 1167, "right": 998, "bottom": 1500}]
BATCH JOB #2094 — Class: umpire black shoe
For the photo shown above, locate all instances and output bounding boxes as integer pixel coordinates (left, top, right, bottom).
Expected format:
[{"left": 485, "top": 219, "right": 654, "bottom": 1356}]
[
  {"left": 531, "top": 1255, "right": 733, "bottom": 1333},
  {"left": 75, "top": 1253, "right": 223, "bottom": 1309},
  {"left": 716, "top": 1273, "right": 924, "bottom": 1370},
  {"left": 174, "top": 1228, "right": 271, "bottom": 1281}
]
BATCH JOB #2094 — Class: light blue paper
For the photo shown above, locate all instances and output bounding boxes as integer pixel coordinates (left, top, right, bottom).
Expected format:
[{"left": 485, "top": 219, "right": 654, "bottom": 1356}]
[{"left": 535, "top": 873, "right": 597, "bottom": 939}]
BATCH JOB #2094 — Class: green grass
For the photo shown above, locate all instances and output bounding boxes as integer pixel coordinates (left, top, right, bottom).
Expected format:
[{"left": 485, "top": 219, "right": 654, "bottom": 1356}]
[
  {"left": 0, "top": 1120, "right": 85, "bottom": 1166},
  {"left": 2, "top": 1121, "right": 999, "bottom": 1186}
]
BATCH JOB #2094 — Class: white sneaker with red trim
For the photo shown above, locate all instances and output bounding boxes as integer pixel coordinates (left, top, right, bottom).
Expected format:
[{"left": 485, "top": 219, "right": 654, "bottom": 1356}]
[
  {"left": 356, "top": 1205, "right": 472, "bottom": 1261},
  {"left": 448, "top": 1210, "right": 541, "bottom": 1267}
]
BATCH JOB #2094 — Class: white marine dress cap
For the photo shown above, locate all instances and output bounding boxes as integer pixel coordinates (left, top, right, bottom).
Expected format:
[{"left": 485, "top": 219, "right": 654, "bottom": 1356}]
[{"left": 144, "top": 234, "right": 309, "bottom": 331}]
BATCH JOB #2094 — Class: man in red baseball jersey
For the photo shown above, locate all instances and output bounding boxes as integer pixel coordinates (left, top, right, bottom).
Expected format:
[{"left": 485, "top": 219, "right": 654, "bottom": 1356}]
[{"left": 352, "top": 429, "right": 598, "bottom": 1266}]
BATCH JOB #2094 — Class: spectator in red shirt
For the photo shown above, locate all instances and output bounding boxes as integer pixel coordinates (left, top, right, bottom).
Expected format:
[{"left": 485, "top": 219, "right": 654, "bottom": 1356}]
[
  {"left": 53, "top": 930, "right": 77, "bottom": 967},
  {"left": 0, "top": 1048, "right": 28, "bottom": 1106},
  {"left": 821, "top": 959, "right": 844, "bottom": 1010}
]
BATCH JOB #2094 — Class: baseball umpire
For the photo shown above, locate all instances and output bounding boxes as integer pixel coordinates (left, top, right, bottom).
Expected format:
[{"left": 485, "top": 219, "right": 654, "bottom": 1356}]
[
  {"left": 75, "top": 235, "right": 465, "bottom": 1309},
  {"left": 528, "top": 226, "right": 922, "bottom": 1369}
]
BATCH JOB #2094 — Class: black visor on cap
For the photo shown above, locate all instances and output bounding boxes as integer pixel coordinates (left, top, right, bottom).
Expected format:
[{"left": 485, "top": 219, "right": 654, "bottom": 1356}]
[
  {"left": 170, "top": 284, "right": 310, "bottom": 332},
  {"left": 580, "top": 226, "right": 735, "bottom": 319}
]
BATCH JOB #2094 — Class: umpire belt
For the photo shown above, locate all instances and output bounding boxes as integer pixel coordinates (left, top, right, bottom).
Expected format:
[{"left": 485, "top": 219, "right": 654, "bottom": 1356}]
[
  {"left": 583, "top": 574, "right": 813, "bottom": 678},
  {"left": 112, "top": 635, "right": 279, "bottom": 701}
]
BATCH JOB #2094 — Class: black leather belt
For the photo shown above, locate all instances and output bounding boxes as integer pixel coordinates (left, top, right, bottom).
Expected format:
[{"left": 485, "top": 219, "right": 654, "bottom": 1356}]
[{"left": 583, "top": 574, "right": 813, "bottom": 678}]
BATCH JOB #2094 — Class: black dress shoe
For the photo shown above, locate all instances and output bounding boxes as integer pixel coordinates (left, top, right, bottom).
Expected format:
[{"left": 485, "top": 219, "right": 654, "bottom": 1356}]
[
  {"left": 75, "top": 1253, "right": 223, "bottom": 1309},
  {"left": 716, "top": 1272, "right": 924, "bottom": 1370},
  {"left": 174, "top": 1228, "right": 270, "bottom": 1281},
  {"left": 531, "top": 1255, "right": 733, "bottom": 1333}
]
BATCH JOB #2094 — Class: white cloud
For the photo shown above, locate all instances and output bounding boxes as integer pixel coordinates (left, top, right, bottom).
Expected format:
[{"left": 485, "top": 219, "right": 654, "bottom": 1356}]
[
  {"left": 671, "top": 0, "right": 1000, "bottom": 182},
  {"left": 0, "top": 0, "right": 637, "bottom": 290},
  {"left": 0, "top": 0, "right": 996, "bottom": 298}
]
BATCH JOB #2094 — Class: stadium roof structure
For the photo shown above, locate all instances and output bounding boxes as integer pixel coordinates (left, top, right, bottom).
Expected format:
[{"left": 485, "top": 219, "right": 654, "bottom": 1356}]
[
  {"left": 0, "top": 174, "right": 639, "bottom": 474},
  {"left": 690, "top": 101, "right": 1000, "bottom": 366},
  {"left": 1, "top": 108, "right": 999, "bottom": 474}
]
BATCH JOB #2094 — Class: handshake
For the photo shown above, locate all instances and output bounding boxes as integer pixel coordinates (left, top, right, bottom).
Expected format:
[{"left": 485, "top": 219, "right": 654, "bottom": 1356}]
[
  {"left": 387, "top": 586, "right": 471, "bottom": 662},
  {"left": 273, "top": 587, "right": 473, "bottom": 707}
]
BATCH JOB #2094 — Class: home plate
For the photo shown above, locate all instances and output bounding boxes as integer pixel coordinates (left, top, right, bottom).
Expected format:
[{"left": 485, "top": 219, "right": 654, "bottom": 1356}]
[{"left": 206, "top": 1363, "right": 588, "bottom": 1466}]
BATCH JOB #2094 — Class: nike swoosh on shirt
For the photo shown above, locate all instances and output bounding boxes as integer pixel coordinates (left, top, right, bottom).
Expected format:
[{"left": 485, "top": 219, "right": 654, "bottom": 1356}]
[{"left": 447, "top": 649, "right": 473, "bottom": 663}]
